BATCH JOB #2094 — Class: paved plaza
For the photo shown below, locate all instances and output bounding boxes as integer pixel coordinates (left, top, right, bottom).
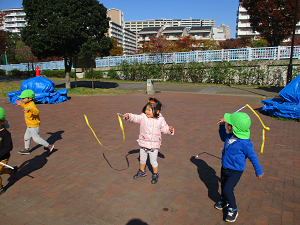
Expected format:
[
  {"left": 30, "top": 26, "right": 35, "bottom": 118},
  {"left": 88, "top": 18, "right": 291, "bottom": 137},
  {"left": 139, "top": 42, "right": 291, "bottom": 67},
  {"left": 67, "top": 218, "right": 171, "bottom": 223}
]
[{"left": 0, "top": 81, "right": 299, "bottom": 224}]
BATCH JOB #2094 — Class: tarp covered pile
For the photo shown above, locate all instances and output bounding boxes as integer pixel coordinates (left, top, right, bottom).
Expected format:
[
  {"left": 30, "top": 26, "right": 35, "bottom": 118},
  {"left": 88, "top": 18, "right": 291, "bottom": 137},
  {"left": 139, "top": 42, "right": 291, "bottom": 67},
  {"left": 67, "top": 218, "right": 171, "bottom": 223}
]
[
  {"left": 261, "top": 75, "right": 300, "bottom": 119},
  {"left": 7, "top": 66, "right": 68, "bottom": 104}
]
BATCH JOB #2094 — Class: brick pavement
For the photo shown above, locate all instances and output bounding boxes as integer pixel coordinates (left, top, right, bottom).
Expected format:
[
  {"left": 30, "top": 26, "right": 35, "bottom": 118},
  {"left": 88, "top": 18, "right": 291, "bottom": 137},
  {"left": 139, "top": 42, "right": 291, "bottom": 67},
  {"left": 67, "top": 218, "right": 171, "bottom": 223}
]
[{"left": 0, "top": 91, "right": 299, "bottom": 225}]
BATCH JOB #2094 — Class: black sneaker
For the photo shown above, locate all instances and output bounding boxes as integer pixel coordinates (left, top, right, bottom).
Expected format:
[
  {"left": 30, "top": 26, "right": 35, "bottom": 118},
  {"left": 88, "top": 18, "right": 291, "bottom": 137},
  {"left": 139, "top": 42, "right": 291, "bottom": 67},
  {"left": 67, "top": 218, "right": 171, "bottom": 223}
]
[
  {"left": 214, "top": 200, "right": 229, "bottom": 210},
  {"left": 18, "top": 149, "right": 30, "bottom": 154},
  {"left": 10, "top": 166, "right": 18, "bottom": 179},
  {"left": 226, "top": 208, "right": 238, "bottom": 222},
  {"left": 0, "top": 187, "right": 5, "bottom": 195},
  {"left": 151, "top": 173, "right": 159, "bottom": 184},
  {"left": 133, "top": 170, "right": 147, "bottom": 179}
]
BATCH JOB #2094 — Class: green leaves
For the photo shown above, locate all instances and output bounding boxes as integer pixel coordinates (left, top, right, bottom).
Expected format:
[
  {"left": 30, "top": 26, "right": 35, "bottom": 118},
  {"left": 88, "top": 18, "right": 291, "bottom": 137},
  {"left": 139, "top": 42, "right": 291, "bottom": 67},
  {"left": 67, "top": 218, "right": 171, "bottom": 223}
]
[{"left": 21, "top": 0, "right": 111, "bottom": 60}]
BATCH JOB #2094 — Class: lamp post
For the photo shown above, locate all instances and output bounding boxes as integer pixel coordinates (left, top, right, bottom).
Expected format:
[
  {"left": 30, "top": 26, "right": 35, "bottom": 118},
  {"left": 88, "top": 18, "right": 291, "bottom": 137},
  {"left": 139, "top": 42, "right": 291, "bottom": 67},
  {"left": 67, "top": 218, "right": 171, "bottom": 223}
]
[{"left": 287, "top": 0, "right": 299, "bottom": 85}]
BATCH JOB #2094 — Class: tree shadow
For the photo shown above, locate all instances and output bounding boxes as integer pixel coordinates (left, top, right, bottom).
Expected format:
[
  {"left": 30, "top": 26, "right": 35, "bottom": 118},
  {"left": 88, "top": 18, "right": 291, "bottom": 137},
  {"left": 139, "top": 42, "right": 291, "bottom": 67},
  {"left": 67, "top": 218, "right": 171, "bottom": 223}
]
[
  {"left": 29, "top": 130, "right": 64, "bottom": 153},
  {"left": 55, "top": 81, "right": 119, "bottom": 89},
  {"left": 4, "top": 151, "right": 51, "bottom": 192},
  {"left": 228, "top": 86, "right": 282, "bottom": 97},
  {"left": 190, "top": 156, "right": 221, "bottom": 203},
  {"left": 128, "top": 149, "right": 165, "bottom": 174},
  {"left": 126, "top": 218, "right": 148, "bottom": 225}
]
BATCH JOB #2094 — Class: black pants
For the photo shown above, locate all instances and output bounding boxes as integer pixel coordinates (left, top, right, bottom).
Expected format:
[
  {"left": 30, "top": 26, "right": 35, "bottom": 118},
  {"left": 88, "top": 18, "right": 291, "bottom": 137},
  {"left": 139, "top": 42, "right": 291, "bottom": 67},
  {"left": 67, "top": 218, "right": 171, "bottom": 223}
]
[{"left": 221, "top": 167, "right": 243, "bottom": 209}]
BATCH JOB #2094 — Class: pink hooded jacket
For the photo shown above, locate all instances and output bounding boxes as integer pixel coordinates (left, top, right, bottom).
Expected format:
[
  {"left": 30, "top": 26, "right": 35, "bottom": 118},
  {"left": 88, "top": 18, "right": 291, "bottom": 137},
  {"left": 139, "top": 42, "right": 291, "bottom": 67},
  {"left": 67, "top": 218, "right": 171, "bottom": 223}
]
[{"left": 126, "top": 113, "right": 174, "bottom": 149}]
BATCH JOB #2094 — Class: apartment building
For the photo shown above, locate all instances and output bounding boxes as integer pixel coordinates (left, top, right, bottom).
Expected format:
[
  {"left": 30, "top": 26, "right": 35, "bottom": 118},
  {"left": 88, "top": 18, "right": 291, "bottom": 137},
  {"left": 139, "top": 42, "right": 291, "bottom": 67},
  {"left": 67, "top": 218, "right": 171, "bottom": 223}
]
[
  {"left": 162, "top": 27, "right": 188, "bottom": 41},
  {"left": 189, "top": 26, "right": 213, "bottom": 40},
  {"left": 125, "top": 18, "right": 215, "bottom": 33},
  {"left": 1, "top": 8, "right": 26, "bottom": 34},
  {"left": 217, "top": 24, "right": 231, "bottom": 40},
  {"left": 236, "top": 3, "right": 259, "bottom": 39},
  {"left": 107, "top": 8, "right": 137, "bottom": 54}
]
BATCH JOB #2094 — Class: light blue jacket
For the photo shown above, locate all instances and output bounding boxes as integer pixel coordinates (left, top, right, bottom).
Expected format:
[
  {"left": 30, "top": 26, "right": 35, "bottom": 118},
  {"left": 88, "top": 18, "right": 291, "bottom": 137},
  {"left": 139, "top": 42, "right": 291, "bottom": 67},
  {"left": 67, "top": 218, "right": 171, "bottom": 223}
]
[{"left": 219, "top": 124, "right": 263, "bottom": 176}]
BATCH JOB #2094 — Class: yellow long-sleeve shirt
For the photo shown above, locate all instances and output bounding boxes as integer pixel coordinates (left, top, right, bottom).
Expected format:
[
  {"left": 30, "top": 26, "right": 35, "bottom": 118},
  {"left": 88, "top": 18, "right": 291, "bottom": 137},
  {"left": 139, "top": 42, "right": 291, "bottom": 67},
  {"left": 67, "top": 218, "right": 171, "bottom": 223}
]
[{"left": 20, "top": 101, "right": 41, "bottom": 127}]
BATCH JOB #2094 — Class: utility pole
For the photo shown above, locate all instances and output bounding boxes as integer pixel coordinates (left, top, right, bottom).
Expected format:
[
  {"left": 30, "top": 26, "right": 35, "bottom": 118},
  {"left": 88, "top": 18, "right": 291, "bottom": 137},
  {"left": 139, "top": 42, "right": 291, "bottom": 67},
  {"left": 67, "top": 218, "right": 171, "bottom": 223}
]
[{"left": 287, "top": 0, "right": 299, "bottom": 85}]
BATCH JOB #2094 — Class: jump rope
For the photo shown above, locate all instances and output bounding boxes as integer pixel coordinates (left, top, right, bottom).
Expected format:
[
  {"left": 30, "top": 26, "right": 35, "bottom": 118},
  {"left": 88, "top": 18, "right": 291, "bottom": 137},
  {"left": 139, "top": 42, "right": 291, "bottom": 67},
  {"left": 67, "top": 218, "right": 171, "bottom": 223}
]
[
  {"left": 84, "top": 113, "right": 129, "bottom": 170},
  {"left": 84, "top": 104, "right": 269, "bottom": 170},
  {"left": 232, "top": 104, "right": 270, "bottom": 153},
  {"left": 197, "top": 104, "right": 270, "bottom": 158}
]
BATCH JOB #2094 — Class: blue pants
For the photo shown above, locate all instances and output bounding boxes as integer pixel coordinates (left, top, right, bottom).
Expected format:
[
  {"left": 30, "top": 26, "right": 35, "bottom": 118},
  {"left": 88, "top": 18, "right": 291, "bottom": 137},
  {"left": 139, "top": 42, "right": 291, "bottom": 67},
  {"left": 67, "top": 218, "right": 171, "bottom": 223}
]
[{"left": 221, "top": 167, "right": 243, "bottom": 209}]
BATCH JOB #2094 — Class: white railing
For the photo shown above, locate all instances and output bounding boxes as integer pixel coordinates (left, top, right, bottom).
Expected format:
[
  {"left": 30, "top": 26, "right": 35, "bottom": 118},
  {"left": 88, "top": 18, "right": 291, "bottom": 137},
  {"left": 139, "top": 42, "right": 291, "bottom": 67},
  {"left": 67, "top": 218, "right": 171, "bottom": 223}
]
[{"left": 1, "top": 46, "right": 300, "bottom": 72}]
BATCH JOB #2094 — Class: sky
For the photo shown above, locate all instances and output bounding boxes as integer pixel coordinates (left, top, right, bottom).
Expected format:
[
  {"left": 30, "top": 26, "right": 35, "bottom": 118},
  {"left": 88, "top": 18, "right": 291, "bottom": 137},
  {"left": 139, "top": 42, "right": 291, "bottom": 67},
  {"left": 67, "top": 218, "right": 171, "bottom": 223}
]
[{"left": 0, "top": 0, "right": 239, "bottom": 38}]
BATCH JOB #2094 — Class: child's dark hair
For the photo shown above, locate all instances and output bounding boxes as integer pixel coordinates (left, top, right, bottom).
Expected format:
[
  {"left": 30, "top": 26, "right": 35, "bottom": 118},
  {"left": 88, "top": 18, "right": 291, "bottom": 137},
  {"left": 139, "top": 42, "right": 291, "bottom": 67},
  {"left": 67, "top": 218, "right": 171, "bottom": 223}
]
[{"left": 142, "top": 98, "right": 162, "bottom": 118}]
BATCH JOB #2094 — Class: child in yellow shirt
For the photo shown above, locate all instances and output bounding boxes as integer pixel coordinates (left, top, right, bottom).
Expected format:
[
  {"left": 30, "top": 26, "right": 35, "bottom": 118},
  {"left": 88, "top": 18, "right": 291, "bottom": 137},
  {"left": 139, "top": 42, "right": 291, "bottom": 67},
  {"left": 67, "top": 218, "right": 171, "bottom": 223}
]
[{"left": 15, "top": 89, "right": 54, "bottom": 154}]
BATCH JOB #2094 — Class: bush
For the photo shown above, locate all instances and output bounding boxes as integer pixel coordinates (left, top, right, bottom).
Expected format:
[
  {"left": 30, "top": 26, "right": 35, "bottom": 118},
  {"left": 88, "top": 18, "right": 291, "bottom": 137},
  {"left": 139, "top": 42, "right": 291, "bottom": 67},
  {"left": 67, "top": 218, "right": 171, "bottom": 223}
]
[
  {"left": 7, "top": 69, "right": 33, "bottom": 78},
  {"left": 42, "top": 70, "right": 65, "bottom": 78},
  {"left": 107, "top": 68, "right": 119, "bottom": 79},
  {"left": 42, "top": 70, "right": 76, "bottom": 78},
  {"left": 0, "top": 69, "right": 6, "bottom": 76},
  {"left": 85, "top": 69, "right": 104, "bottom": 79}
]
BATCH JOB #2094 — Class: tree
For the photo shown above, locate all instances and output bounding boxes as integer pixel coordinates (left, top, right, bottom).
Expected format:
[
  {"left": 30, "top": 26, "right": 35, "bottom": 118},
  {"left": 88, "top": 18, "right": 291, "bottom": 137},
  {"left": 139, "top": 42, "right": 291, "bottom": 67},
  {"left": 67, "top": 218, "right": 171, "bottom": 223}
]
[
  {"left": 22, "top": 0, "right": 113, "bottom": 88},
  {"left": 241, "top": 0, "right": 300, "bottom": 46},
  {"left": 200, "top": 40, "right": 221, "bottom": 50},
  {"left": 219, "top": 37, "right": 252, "bottom": 49},
  {"left": 141, "top": 35, "right": 175, "bottom": 54},
  {"left": 109, "top": 38, "right": 123, "bottom": 56}
]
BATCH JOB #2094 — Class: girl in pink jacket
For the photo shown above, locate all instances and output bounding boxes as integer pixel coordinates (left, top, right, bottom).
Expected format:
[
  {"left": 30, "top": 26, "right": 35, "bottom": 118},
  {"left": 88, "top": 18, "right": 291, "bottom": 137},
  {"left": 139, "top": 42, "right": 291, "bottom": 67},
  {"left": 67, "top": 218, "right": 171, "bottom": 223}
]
[{"left": 125, "top": 98, "right": 174, "bottom": 184}]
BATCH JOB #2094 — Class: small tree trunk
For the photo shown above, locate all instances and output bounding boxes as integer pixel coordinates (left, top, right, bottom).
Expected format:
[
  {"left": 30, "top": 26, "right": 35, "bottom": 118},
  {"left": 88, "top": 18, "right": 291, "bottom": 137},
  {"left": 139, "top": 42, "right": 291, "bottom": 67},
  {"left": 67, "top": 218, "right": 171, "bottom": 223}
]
[{"left": 64, "top": 58, "right": 72, "bottom": 89}]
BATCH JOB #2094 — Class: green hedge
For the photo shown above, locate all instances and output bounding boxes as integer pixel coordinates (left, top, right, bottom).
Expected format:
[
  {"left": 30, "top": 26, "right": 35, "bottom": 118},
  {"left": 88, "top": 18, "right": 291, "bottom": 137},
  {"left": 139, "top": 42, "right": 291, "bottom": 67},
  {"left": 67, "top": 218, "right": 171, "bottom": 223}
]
[
  {"left": 42, "top": 70, "right": 75, "bottom": 78},
  {"left": 6, "top": 69, "right": 35, "bottom": 77},
  {"left": 116, "top": 60, "right": 300, "bottom": 86}
]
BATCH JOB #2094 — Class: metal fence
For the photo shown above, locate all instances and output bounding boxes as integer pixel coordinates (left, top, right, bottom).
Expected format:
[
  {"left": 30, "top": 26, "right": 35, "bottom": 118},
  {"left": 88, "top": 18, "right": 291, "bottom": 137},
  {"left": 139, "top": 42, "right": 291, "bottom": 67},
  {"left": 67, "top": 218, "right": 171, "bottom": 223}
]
[{"left": 1, "top": 45, "right": 300, "bottom": 72}]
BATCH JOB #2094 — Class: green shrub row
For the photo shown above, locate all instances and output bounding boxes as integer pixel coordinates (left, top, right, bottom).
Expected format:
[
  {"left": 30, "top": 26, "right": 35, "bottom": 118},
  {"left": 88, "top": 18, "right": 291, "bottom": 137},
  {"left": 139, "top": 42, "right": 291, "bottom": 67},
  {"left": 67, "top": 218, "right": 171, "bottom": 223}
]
[
  {"left": 2, "top": 61, "right": 299, "bottom": 87},
  {"left": 117, "top": 61, "right": 300, "bottom": 86}
]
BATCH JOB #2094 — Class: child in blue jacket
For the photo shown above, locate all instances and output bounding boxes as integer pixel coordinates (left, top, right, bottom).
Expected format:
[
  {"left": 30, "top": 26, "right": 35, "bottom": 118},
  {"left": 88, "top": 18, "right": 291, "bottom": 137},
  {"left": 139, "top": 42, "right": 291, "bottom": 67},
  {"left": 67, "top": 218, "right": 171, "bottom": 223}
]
[{"left": 215, "top": 112, "right": 264, "bottom": 222}]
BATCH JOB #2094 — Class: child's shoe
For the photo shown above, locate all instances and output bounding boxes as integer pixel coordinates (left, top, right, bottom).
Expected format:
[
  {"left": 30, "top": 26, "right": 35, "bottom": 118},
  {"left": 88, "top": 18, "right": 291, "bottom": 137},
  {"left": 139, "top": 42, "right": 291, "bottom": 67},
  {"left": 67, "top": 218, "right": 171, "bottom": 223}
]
[
  {"left": 133, "top": 170, "right": 147, "bottom": 179},
  {"left": 0, "top": 187, "right": 5, "bottom": 195},
  {"left": 226, "top": 208, "right": 238, "bottom": 222},
  {"left": 10, "top": 166, "right": 18, "bottom": 179},
  {"left": 214, "top": 200, "right": 229, "bottom": 210},
  {"left": 48, "top": 144, "right": 54, "bottom": 153},
  {"left": 151, "top": 173, "right": 159, "bottom": 184},
  {"left": 18, "top": 149, "right": 30, "bottom": 154}
]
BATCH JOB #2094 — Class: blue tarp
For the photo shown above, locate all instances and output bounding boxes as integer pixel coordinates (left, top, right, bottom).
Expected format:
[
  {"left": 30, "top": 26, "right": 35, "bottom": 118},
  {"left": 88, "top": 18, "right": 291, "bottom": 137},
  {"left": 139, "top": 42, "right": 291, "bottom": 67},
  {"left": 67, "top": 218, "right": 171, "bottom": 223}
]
[
  {"left": 7, "top": 76, "right": 68, "bottom": 104},
  {"left": 262, "top": 75, "right": 300, "bottom": 119}
]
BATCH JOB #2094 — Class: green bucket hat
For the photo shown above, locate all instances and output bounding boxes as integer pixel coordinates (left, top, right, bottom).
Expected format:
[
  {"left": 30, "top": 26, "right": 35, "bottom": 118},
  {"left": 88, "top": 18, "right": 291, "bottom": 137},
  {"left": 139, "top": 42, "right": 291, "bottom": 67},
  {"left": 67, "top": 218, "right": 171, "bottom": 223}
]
[
  {"left": 0, "top": 107, "right": 5, "bottom": 120},
  {"left": 18, "top": 89, "right": 35, "bottom": 99},
  {"left": 224, "top": 112, "right": 251, "bottom": 139}
]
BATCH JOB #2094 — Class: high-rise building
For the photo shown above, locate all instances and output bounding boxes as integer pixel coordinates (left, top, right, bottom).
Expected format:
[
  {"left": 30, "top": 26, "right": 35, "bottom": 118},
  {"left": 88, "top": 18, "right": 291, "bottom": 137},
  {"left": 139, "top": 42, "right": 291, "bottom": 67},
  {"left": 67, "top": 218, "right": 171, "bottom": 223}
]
[
  {"left": 125, "top": 18, "right": 215, "bottom": 33},
  {"left": 1, "top": 8, "right": 26, "bottom": 34},
  {"left": 107, "top": 9, "right": 137, "bottom": 54}
]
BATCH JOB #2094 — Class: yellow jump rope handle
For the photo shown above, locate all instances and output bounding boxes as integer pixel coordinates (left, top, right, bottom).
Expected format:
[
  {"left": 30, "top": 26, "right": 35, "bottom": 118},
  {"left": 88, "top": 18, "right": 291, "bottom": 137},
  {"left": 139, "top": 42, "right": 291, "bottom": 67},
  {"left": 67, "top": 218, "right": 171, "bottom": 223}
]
[
  {"left": 84, "top": 114, "right": 125, "bottom": 150},
  {"left": 245, "top": 104, "right": 270, "bottom": 153}
]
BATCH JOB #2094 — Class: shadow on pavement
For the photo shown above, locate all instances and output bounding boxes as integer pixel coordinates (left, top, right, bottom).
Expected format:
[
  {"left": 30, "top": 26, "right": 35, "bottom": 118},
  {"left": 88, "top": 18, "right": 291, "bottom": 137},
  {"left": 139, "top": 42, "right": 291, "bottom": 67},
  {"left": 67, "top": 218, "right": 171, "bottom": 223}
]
[
  {"left": 228, "top": 86, "right": 281, "bottom": 97},
  {"left": 4, "top": 151, "right": 52, "bottom": 192},
  {"left": 28, "top": 130, "right": 64, "bottom": 154},
  {"left": 190, "top": 156, "right": 221, "bottom": 203},
  {"left": 127, "top": 149, "right": 165, "bottom": 174},
  {"left": 126, "top": 218, "right": 148, "bottom": 225},
  {"left": 55, "top": 81, "right": 119, "bottom": 89}
]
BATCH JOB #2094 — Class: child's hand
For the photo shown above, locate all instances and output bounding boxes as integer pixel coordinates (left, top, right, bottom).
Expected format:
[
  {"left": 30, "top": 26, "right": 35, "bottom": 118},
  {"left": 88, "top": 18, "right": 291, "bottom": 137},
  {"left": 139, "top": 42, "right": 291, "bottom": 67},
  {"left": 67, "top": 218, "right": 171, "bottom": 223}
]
[
  {"left": 15, "top": 100, "right": 22, "bottom": 105},
  {"left": 23, "top": 107, "right": 29, "bottom": 113},
  {"left": 218, "top": 118, "right": 226, "bottom": 125},
  {"left": 124, "top": 114, "right": 129, "bottom": 120},
  {"left": 257, "top": 173, "right": 264, "bottom": 179},
  {"left": 169, "top": 126, "right": 174, "bottom": 133}
]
